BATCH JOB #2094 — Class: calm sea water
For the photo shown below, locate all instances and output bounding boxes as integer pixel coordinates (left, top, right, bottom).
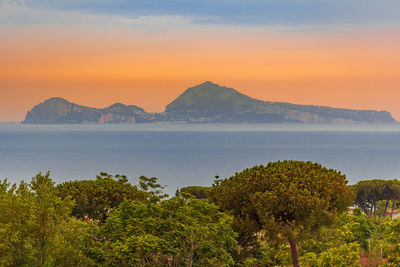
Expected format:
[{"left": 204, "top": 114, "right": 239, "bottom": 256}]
[{"left": 1, "top": 122, "right": 400, "bottom": 194}]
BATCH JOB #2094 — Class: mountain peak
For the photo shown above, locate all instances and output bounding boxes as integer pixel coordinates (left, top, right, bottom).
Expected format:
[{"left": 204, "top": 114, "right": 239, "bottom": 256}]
[
  {"left": 107, "top": 103, "right": 127, "bottom": 109},
  {"left": 165, "top": 81, "right": 262, "bottom": 114},
  {"left": 190, "top": 81, "right": 231, "bottom": 91},
  {"left": 43, "top": 97, "right": 70, "bottom": 104},
  {"left": 198, "top": 81, "right": 217, "bottom": 86}
]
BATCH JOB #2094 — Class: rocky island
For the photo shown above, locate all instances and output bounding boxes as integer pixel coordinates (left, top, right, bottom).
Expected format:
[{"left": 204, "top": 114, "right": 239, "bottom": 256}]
[{"left": 23, "top": 81, "right": 396, "bottom": 124}]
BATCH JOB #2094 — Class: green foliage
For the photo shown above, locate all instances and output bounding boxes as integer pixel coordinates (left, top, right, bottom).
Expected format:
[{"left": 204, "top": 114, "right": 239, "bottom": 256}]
[
  {"left": 0, "top": 172, "right": 95, "bottom": 266},
  {"left": 99, "top": 196, "right": 238, "bottom": 266},
  {"left": 179, "top": 186, "right": 210, "bottom": 199},
  {"left": 301, "top": 242, "right": 361, "bottom": 267},
  {"left": 1, "top": 172, "right": 238, "bottom": 266},
  {"left": 137, "top": 175, "right": 169, "bottom": 202},
  {"left": 209, "top": 160, "right": 355, "bottom": 266},
  {"left": 4, "top": 169, "right": 400, "bottom": 266},
  {"left": 236, "top": 211, "right": 370, "bottom": 266},
  {"left": 49, "top": 218, "right": 99, "bottom": 266},
  {"left": 242, "top": 240, "right": 291, "bottom": 267},
  {"left": 354, "top": 179, "right": 400, "bottom": 219},
  {"left": 363, "top": 218, "right": 400, "bottom": 266},
  {"left": 297, "top": 210, "right": 375, "bottom": 267},
  {"left": 56, "top": 172, "right": 148, "bottom": 221},
  {"left": 382, "top": 219, "right": 400, "bottom": 265},
  {"left": 340, "top": 209, "right": 375, "bottom": 251},
  {"left": 0, "top": 180, "right": 36, "bottom": 266}
]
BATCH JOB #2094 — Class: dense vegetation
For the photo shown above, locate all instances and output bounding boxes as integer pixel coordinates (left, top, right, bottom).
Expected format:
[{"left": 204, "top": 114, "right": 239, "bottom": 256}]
[
  {"left": 24, "top": 82, "right": 396, "bottom": 124},
  {"left": 1, "top": 161, "right": 400, "bottom": 266},
  {"left": 208, "top": 161, "right": 355, "bottom": 266}
]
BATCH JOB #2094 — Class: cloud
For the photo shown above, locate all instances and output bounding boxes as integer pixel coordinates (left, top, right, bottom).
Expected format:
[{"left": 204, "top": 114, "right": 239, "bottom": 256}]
[
  {"left": 0, "top": 0, "right": 24, "bottom": 9},
  {"left": 21, "top": 0, "right": 400, "bottom": 25},
  {"left": 0, "top": 0, "right": 194, "bottom": 32},
  {"left": 1, "top": 0, "right": 400, "bottom": 31}
]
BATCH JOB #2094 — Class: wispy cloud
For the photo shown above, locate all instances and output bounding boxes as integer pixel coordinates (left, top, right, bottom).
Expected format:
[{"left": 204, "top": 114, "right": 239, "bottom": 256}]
[
  {"left": 22, "top": 0, "right": 400, "bottom": 26},
  {"left": 0, "top": 0, "right": 195, "bottom": 32},
  {"left": 1, "top": 0, "right": 400, "bottom": 32},
  {"left": 0, "top": 0, "right": 24, "bottom": 8}
]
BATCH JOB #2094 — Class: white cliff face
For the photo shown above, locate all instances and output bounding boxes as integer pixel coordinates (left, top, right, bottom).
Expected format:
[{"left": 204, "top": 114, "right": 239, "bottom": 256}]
[{"left": 99, "top": 113, "right": 135, "bottom": 124}]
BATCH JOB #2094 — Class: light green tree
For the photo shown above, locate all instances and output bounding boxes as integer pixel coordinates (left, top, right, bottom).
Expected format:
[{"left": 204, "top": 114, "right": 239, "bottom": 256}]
[
  {"left": 0, "top": 180, "right": 36, "bottom": 266},
  {"left": 99, "top": 196, "right": 238, "bottom": 266},
  {"left": 0, "top": 173, "right": 97, "bottom": 266}
]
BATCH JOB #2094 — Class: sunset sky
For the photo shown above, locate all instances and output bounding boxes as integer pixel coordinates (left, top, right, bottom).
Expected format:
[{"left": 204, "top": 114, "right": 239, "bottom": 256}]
[{"left": 1, "top": 0, "right": 400, "bottom": 121}]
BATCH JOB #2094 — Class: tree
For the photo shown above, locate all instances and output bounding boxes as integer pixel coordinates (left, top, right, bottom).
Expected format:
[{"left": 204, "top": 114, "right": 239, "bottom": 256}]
[
  {"left": 178, "top": 186, "right": 210, "bottom": 199},
  {"left": 0, "top": 172, "right": 96, "bottom": 266},
  {"left": 30, "top": 172, "right": 76, "bottom": 264},
  {"left": 137, "top": 175, "right": 169, "bottom": 203},
  {"left": 389, "top": 179, "right": 400, "bottom": 219},
  {"left": 354, "top": 180, "right": 400, "bottom": 220},
  {"left": 374, "top": 218, "right": 400, "bottom": 265},
  {"left": 298, "top": 209, "right": 374, "bottom": 266},
  {"left": 99, "top": 196, "right": 238, "bottom": 266},
  {"left": 56, "top": 172, "right": 148, "bottom": 221},
  {"left": 301, "top": 243, "right": 360, "bottom": 267},
  {"left": 354, "top": 180, "right": 388, "bottom": 219},
  {"left": 0, "top": 180, "right": 36, "bottom": 266},
  {"left": 209, "top": 160, "right": 355, "bottom": 267}
]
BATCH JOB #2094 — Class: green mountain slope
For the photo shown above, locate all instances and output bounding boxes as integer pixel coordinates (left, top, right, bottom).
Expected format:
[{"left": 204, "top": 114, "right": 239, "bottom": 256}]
[{"left": 164, "top": 82, "right": 396, "bottom": 123}]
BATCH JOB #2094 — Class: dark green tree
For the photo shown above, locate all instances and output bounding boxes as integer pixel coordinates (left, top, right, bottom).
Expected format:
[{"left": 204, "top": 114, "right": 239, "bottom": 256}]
[
  {"left": 56, "top": 172, "right": 148, "bottom": 221},
  {"left": 137, "top": 175, "right": 169, "bottom": 202},
  {"left": 179, "top": 186, "right": 210, "bottom": 199},
  {"left": 388, "top": 180, "right": 400, "bottom": 219},
  {"left": 209, "top": 160, "right": 355, "bottom": 267},
  {"left": 354, "top": 179, "right": 400, "bottom": 219}
]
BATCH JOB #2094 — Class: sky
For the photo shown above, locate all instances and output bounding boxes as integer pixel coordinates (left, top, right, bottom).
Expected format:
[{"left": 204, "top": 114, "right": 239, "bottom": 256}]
[{"left": 1, "top": 0, "right": 400, "bottom": 121}]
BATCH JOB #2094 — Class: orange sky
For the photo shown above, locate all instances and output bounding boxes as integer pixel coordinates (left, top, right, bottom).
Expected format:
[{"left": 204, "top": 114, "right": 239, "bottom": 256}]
[{"left": 1, "top": 24, "right": 400, "bottom": 121}]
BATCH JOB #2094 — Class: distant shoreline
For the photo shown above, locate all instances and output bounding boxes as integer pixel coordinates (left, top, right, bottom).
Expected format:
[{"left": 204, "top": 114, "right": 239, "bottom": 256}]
[{"left": 2, "top": 122, "right": 400, "bottom": 133}]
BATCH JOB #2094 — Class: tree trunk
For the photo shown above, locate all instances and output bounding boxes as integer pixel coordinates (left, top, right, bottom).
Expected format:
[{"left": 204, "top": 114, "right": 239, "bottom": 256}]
[
  {"left": 373, "top": 201, "right": 377, "bottom": 221},
  {"left": 289, "top": 239, "right": 300, "bottom": 267},
  {"left": 187, "top": 240, "right": 194, "bottom": 267},
  {"left": 391, "top": 200, "right": 396, "bottom": 219},
  {"left": 384, "top": 200, "right": 389, "bottom": 218}
]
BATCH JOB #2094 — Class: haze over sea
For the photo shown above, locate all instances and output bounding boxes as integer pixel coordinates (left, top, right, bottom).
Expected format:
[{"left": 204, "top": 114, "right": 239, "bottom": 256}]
[{"left": 1, "top": 122, "right": 400, "bottom": 194}]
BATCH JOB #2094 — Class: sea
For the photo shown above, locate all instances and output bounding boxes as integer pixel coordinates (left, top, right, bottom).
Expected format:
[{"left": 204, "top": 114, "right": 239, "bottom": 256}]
[{"left": 1, "top": 122, "right": 400, "bottom": 195}]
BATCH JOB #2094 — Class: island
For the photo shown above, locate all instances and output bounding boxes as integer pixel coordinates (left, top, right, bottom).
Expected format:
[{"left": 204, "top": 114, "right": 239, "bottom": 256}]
[{"left": 23, "top": 81, "right": 396, "bottom": 124}]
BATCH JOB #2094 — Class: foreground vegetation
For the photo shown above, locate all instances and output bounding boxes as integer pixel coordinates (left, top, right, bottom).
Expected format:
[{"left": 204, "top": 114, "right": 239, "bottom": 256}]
[{"left": 1, "top": 161, "right": 400, "bottom": 266}]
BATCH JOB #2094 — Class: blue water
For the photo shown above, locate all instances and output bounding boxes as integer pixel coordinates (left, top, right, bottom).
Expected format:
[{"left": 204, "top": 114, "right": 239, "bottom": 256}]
[{"left": 1, "top": 122, "right": 400, "bottom": 194}]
